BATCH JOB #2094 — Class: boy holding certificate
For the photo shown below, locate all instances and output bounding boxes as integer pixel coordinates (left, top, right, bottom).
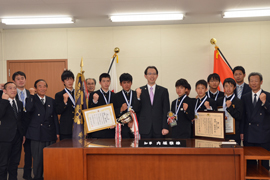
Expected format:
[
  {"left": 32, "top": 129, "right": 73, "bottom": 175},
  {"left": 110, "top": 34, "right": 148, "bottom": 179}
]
[
  {"left": 217, "top": 78, "right": 243, "bottom": 144},
  {"left": 169, "top": 79, "right": 194, "bottom": 138}
]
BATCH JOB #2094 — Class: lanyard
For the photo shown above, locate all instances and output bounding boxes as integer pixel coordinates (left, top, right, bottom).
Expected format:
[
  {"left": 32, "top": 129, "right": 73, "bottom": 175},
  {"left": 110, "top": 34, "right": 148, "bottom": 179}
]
[
  {"left": 100, "top": 89, "right": 111, "bottom": 104},
  {"left": 122, "top": 90, "right": 132, "bottom": 111},
  {"left": 208, "top": 90, "right": 219, "bottom": 101},
  {"left": 175, "top": 95, "right": 187, "bottom": 116},
  {"left": 195, "top": 96, "right": 208, "bottom": 114},
  {"left": 64, "top": 88, "right": 75, "bottom": 108},
  {"left": 223, "top": 94, "right": 235, "bottom": 113}
]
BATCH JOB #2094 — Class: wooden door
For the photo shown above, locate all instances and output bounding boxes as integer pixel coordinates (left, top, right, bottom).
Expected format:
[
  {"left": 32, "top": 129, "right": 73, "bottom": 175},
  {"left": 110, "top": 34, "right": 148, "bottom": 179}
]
[
  {"left": 6, "top": 59, "right": 68, "bottom": 168},
  {"left": 7, "top": 59, "right": 67, "bottom": 98}
]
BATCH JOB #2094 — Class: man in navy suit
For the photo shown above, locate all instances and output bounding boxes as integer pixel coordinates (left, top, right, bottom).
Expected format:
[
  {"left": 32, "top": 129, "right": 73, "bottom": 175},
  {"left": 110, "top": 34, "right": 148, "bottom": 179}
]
[
  {"left": 241, "top": 72, "right": 270, "bottom": 170},
  {"left": 26, "top": 79, "right": 59, "bottom": 180},
  {"left": 136, "top": 66, "right": 170, "bottom": 138},
  {"left": 233, "top": 66, "right": 251, "bottom": 99},
  {"left": 0, "top": 82, "right": 25, "bottom": 180}
]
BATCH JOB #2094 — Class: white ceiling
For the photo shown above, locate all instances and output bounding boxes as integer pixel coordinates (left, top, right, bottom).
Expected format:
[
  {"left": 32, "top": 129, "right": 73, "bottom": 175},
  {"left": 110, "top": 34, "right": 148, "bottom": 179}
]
[{"left": 1, "top": 0, "right": 270, "bottom": 29}]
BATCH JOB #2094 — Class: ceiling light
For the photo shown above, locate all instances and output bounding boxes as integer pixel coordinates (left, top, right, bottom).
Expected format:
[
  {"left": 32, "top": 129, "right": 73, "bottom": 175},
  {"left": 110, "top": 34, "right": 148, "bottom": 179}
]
[
  {"left": 223, "top": 9, "right": 270, "bottom": 18},
  {"left": 1, "top": 17, "right": 74, "bottom": 25},
  {"left": 110, "top": 13, "right": 184, "bottom": 22}
]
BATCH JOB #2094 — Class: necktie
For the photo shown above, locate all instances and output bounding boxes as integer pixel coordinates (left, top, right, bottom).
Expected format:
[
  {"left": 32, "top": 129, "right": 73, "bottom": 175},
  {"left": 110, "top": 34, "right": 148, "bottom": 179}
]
[
  {"left": 237, "top": 86, "right": 242, "bottom": 99},
  {"left": 12, "top": 100, "right": 17, "bottom": 118},
  {"left": 20, "top": 91, "right": 25, "bottom": 107},
  {"left": 41, "top": 98, "right": 45, "bottom": 105},
  {"left": 150, "top": 87, "right": 154, "bottom": 105},
  {"left": 253, "top": 94, "right": 257, "bottom": 107}
]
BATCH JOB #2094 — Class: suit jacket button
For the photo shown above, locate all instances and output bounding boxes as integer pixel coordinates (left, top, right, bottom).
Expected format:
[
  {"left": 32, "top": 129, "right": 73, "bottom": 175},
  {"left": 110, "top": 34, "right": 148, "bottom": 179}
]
[
  {"left": 260, "top": 113, "right": 262, "bottom": 115},
  {"left": 41, "top": 124, "right": 43, "bottom": 126},
  {"left": 51, "top": 115, "right": 53, "bottom": 117},
  {"left": 257, "top": 124, "right": 259, "bottom": 126},
  {"left": 38, "top": 114, "right": 40, "bottom": 116},
  {"left": 249, "top": 123, "right": 251, "bottom": 125}
]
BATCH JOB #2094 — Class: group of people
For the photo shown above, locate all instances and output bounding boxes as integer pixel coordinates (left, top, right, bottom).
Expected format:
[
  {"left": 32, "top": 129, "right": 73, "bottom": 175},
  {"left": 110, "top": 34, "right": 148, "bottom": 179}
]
[{"left": 0, "top": 65, "right": 270, "bottom": 180}]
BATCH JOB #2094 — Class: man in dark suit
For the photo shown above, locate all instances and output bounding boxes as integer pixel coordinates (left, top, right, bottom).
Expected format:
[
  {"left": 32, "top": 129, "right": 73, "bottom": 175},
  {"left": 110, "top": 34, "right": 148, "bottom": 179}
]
[
  {"left": 0, "top": 82, "right": 25, "bottom": 180},
  {"left": 217, "top": 78, "right": 243, "bottom": 145},
  {"left": 115, "top": 73, "right": 139, "bottom": 138},
  {"left": 136, "top": 66, "right": 170, "bottom": 138},
  {"left": 207, "top": 73, "right": 224, "bottom": 101},
  {"left": 233, "top": 66, "right": 251, "bottom": 99},
  {"left": 12, "top": 71, "right": 32, "bottom": 180},
  {"left": 26, "top": 79, "right": 59, "bottom": 180},
  {"left": 88, "top": 73, "right": 117, "bottom": 139},
  {"left": 241, "top": 72, "right": 270, "bottom": 170},
  {"left": 55, "top": 70, "right": 75, "bottom": 140},
  {"left": 0, "top": 83, "right": 4, "bottom": 99}
]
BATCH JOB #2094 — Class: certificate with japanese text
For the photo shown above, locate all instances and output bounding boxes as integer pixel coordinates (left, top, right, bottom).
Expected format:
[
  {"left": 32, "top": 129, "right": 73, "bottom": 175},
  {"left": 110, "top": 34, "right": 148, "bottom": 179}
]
[
  {"left": 218, "top": 107, "right": 235, "bottom": 135},
  {"left": 194, "top": 111, "right": 225, "bottom": 140},
  {"left": 82, "top": 103, "right": 116, "bottom": 133}
]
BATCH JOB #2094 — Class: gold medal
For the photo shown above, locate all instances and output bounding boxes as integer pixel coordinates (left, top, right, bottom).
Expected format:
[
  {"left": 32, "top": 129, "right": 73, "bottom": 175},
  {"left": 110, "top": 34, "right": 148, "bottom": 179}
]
[{"left": 195, "top": 115, "right": 198, "bottom": 119}]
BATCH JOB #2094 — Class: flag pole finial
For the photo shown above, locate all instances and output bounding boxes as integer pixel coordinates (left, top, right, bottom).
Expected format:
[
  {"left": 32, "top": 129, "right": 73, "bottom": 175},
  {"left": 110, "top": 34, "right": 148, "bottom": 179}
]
[
  {"left": 210, "top": 38, "right": 218, "bottom": 49},
  {"left": 113, "top": 47, "right": 120, "bottom": 63},
  {"left": 80, "top": 57, "right": 84, "bottom": 74}
]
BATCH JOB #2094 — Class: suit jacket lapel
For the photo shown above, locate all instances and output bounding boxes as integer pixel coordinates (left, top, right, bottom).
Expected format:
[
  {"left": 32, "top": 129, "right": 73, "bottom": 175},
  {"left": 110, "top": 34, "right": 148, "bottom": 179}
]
[
  {"left": 251, "top": 91, "right": 262, "bottom": 118},
  {"left": 142, "top": 85, "right": 151, "bottom": 106},
  {"left": 153, "top": 85, "right": 160, "bottom": 106},
  {"left": 35, "top": 95, "right": 46, "bottom": 117}
]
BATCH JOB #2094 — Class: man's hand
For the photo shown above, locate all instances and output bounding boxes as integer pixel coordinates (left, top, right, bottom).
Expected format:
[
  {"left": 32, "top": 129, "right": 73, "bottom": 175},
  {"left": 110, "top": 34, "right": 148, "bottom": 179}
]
[
  {"left": 128, "top": 121, "right": 133, "bottom": 128},
  {"left": 183, "top": 103, "right": 188, "bottom": 111},
  {"left": 260, "top": 93, "right": 267, "bottom": 104},
  {"left": 22, "top": 136, "right": 26, "bottom": 144},
  {"left": 2, "top": 93, "right": 9, "bottom": 100},
  {"left": 240, "top": 134, "right": 244, "bottom": 141},
  {"left": 29, "top": 88, "right": 36, "bottom": 95},
  {"left": 136, "top": 88, "right": 142, "bottom": 99},
  {"left": 120, "top": 103, "right": 128, "bottom": 112},
  {"left": 63, "top": 93, "right": 69, "bottom": 104},
  {"left": 162, "top": 129, "right": 169, "bottom": 135},
  {"left": 109, "top": 125, "right": 115, "bottom": 129},
  {"left": 93, "top": 93, "right": 99, "bottom": 103},
  {"left": 204, "top": 101, "right": 210, "bottom": 109},
  {"left": 226, "top": 100, "right": 232, "bottom": 108}
]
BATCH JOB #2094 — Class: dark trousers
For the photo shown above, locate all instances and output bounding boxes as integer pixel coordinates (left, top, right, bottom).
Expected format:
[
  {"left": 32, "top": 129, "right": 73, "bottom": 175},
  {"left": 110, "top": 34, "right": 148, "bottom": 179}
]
[
  {"left": 31, "top": 140, "right": 55, "bottom": 180},
  {"left": 141, "top": 127, "right": 163, "bottom": 139},
  {"left": 244, "top": 141, "right": 270, "bottom": 170},
  {"left": 23, "top": 138, "right": 32, "bottom": 179},
  {"left": 0, "top": 131, "right": 22, "bottom": 180},
  {"left": 60, "top": 134, "right": 72, "bottom": 141}
]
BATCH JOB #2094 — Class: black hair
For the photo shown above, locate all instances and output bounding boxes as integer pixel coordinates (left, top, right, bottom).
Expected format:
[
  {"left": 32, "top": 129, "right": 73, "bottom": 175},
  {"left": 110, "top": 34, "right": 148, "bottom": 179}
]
[
  {"left": 207, "top": 73, "right": 220, "bottom": 83},
  {"left": 187, "top": 83, "right": 191, "bottom": 90},
  {"left": 233, "top": 66, "right": 246, "bottom": 75},
  {"left": 248, "top": 72, "right": 263, "bottom": 82},
  {"left": 86, "top": 78, "right": 96, "bottom": 85},
  {"left": 223, "top": 78, "right": 236, "bottom": 87},
  {"left": 99, "top": 73, "right": 111, "bottom": 82},
  {"left": 4, "top": 82, "right": 16, "bottom": 89},
  {"left": 12, "top": 71, "right": 26, "bottom": 81},
  {"left": 195, "top": 79, "right": 207, "bottom": 89},
  {"left": 119, "top": 73, "right": 133, "bottom": 83},
  {"left": 175, "top": 78, "right": 189, "bottom": 89},
  {"left": 34, "top": 79, "right": 48, "bottom": 88},
  {"left": 61, "top": 70, "right": 74, "bottom": 82},
  {"left": 144, "top": 66, "right": 158, "bottom": 75}
]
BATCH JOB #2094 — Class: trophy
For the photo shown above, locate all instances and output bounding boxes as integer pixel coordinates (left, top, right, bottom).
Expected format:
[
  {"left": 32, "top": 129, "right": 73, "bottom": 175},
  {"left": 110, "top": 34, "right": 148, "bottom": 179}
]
[
  {"left": 117, "top": 111, "right": 134, "bottom": 133},
  {"left": 167, "top": 111, "right": 177, "bottom": 127}
]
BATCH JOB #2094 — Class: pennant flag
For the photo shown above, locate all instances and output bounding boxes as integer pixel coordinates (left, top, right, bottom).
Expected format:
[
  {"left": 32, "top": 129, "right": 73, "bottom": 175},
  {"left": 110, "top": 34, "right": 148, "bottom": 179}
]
[
  {"left": 213, "top": 49, "right": 234, "bottom": 91},
  {"left": 73, "top": 72, "right": 88, "bottom": 139},
  {"left": 108, "top": 58, "right": 118, "bottom": 93}
]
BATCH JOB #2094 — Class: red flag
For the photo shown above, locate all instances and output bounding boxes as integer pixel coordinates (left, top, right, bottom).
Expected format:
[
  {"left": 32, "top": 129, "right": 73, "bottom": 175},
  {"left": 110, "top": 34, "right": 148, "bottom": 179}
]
[{"left": 213, "top": 49, "right": 234, "bottom": 91}]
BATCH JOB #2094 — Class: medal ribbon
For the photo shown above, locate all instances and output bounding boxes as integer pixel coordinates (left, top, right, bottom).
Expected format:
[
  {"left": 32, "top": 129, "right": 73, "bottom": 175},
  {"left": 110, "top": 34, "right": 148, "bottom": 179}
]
[
  {"left": 64, "top": 88, "right": 75, "bottom": 108},
  {"left": 194, "top": 96, "right": 208, "bottom": 114},
  {"left": 122, "top": 90, "right": 132, "bottom": 111},
  {"left": 100, "top": 89, "right": 111, "bottom": 104},
  {"left": 208, "top": 90, "right": 219, "bottom": 101},
  {"left": 130, "top": 109, "right": 140, "bottom": 140},
  {"left": 175, "top": 95, "right": 187, "bottom": 117},
  {"left": 223, "top": 94, "right": 235, "bottom": 117}
]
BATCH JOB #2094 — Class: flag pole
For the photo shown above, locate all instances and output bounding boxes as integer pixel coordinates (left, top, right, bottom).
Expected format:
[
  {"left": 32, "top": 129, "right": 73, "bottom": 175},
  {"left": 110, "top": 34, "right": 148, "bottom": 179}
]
[
  {"left": 107, "top": 47, "right": 120, "bottom": 74},
  {"left": 210, "top": 38, "right": 233, "bottom": 71}
]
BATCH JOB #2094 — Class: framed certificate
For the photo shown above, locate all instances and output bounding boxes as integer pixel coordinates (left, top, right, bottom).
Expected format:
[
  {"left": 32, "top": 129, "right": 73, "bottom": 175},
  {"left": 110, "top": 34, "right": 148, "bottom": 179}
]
[
  {"left": 82, "top": 103, "right": 117, "bottom": 133},
  {"left": 217, "top": 106, "right": 235, "bottom": 135},
  {"left": 194, "top": 111, "right": 225, "bottom": 140}
]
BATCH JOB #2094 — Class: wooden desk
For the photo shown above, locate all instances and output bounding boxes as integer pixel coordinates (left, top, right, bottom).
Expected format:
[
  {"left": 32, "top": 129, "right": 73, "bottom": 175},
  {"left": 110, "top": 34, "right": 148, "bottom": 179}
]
[{"left": 44, "top": 138, "right": 244, "bottom": 180}]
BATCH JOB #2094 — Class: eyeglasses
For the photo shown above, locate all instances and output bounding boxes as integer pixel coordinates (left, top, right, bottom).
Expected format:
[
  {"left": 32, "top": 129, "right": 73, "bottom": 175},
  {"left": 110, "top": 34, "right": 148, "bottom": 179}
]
[{"left": 147, "top": 73, "right": 157, "bottom": 76}]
